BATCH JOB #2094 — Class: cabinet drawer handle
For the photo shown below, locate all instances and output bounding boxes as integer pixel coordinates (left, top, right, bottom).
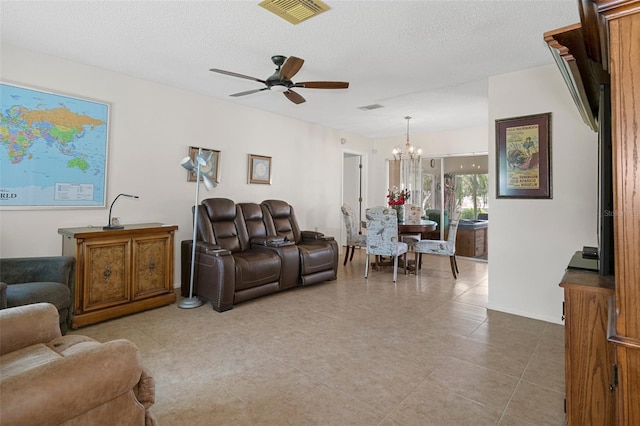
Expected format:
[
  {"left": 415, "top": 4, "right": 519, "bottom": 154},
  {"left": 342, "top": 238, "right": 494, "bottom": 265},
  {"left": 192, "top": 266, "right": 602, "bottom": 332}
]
[
  {"left": 148, "top": 258, "right": 155, "bottom": 271},
  {"left": 103, "top": 264, "right": 111, "bottom": 280}
]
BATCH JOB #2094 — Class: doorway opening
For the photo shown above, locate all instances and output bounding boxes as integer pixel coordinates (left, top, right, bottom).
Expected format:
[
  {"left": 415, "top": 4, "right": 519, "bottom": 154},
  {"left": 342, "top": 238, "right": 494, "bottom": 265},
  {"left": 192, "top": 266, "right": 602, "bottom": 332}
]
[{"left": 342, "top": 151, "right": 366, "bottom": 248}]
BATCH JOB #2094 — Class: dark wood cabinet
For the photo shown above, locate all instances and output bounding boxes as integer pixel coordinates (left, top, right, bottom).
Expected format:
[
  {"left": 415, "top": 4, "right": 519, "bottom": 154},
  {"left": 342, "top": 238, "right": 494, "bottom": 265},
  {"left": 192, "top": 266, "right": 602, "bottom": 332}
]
[
  {"left": 561, "top": 270, "right": 616, "bottom": 425},
  {"left": 456, "top": 227, "right": 487, "bottom": 258},
  {"left": 59, "top": 223, "right": 177, "bottom": 328},
  {"left": 607, "top": 8, "right": 640, "bottom": 424}
]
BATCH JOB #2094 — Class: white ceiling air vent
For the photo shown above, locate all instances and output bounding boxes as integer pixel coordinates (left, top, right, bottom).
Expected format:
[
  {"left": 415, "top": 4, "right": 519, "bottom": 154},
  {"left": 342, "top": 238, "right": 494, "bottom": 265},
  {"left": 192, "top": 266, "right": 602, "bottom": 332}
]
[
  {"left": 259, "top": 0, "right": 330, "bottom": 25},
  {"left": 358, "top": 104, "right": 384, "bottom": 111}
]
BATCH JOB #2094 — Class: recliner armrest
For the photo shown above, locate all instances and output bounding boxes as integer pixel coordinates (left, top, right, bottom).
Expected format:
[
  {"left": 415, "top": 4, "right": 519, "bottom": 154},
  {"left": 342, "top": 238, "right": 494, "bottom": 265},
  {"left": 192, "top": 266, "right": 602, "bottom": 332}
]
[
  {"left": 188, "top": 240, "right": 219, "bottom": 250},
  {"left": 251, "top": 236, "right": 295, "bottom": 247},
  {"left": 190, "top": 245, "right": 235, "bottom": 312},
  {"left": 193, "top": 241, "right": 230, "bottom": 256},
  {"left": 301, "top": 231, "right": 334, "bottom": 242},
  {"left": 181, "top": 240, "right": 229, "bottom": 257}
]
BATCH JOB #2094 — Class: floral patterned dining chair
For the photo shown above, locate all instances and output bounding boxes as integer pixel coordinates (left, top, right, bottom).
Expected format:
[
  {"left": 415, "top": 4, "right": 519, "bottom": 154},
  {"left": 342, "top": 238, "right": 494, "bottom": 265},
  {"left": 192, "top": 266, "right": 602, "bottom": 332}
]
[
  {"left": 341, "top": 204, "right": 367, "bottom": 266},
  {"left": 403, "top": 204, "right": 422, "bottom": 225},
  {"left": 414, "top": 209, "right": 461, "bottom": 278},
  {"left": 364, "top": 206, "right": 408, "bottom": 282}
]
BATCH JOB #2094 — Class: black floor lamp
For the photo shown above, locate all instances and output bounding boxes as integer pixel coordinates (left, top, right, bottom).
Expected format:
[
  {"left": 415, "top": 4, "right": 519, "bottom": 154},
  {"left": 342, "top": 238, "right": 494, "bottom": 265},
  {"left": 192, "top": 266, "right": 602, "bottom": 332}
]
[{"left": 179, "top": 148, "right": 216, "bottom": 309}]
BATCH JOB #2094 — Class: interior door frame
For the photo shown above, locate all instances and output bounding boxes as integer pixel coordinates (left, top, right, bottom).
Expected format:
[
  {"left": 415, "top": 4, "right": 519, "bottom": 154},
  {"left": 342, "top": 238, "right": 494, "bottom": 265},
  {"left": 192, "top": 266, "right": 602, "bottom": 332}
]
[{"left": 341, "top": 149, "right": 367, "bottom": 247}]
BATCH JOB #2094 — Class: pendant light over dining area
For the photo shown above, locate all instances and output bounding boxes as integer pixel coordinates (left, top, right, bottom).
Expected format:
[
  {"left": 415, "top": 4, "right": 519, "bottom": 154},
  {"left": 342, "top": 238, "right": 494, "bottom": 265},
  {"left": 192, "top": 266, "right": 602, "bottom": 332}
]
[
  {"left": 391, "top": 116, "right": 423, "bottom": 211},
  {"left": 392, "top": 116, "right": 422, "bottom": 160}
]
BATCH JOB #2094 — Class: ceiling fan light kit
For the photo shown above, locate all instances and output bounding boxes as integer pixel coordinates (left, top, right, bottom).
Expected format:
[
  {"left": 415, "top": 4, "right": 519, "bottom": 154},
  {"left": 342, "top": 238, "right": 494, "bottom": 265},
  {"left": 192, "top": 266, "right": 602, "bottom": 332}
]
[{"left": 210, "top": 55, "right": 348, "bottom": 104}]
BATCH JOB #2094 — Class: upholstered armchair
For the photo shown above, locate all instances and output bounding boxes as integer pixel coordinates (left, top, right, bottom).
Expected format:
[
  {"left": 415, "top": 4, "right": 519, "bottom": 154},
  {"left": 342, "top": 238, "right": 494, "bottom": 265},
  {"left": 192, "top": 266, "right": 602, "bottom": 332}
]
[
  {"left": 0, "top": 256, "right": 74, "bottom": 334},
  {"left": 340, "top": 204, "right": 367, "bottom": 265},
  {"left": 414, "top": 210, "right": 461, "bottom": 278},
  {"left": 0, "top": 303, "right": 157, "bottom": 425},
  {"left": 262, "top": 199, "right": 339, "bottom": 286},
  {"left": 364, "top": 206, "right": 408, "bottom": 282}
]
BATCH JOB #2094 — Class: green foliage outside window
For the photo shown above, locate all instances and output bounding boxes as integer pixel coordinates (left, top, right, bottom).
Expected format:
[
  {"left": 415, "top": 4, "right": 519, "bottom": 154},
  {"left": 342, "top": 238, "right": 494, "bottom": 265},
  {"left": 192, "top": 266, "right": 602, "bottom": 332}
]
[
  {"left": 460, "top": 207, "right": 488, "bottom": 220},
  {"left": 454, "top": 174, "right": 489, "bottom": 220}
]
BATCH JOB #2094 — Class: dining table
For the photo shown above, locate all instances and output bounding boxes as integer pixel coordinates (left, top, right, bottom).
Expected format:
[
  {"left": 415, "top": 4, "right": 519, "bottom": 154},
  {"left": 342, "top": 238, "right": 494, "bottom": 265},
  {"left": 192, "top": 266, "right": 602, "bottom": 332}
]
[
  {"left": 397, "top": 219, "right": 437, "bottom": 271},
  {"left": 397, "top": 219, "right": 437, "bottom": 239}
]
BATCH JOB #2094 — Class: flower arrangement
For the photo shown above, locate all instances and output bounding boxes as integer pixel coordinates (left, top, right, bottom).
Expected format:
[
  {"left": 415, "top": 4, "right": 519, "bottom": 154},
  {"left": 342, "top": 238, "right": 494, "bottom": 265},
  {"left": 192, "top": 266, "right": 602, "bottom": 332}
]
[{"left": 387, "top": 187, "right": 410, "bottom": 206}]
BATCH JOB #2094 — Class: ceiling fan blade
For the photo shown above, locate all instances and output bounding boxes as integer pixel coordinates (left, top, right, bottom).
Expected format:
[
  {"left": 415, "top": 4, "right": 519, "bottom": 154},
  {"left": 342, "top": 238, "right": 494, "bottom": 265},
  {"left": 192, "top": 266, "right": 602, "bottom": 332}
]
[
  {"left": 279, "top": 56, "right": 304, "bottom": 80},
  {"left": 294, "top": 81, "right": 349, "bottom": 89},
  {"left": 284, "top": 90, "right": 306, "bottom": 104},
  {"left": 230, "top": 88, "right": 270, "bottom": 97},
  {"left": 210, "top": 68, "right": 266, "bottom": 84}
]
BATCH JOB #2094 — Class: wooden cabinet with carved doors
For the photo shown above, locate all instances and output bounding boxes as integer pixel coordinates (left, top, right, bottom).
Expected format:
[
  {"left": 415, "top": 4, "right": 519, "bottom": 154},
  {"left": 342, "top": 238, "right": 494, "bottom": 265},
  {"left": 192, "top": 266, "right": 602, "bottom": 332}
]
[{"left": 58, "top": 223, "right": 177, "bottom": 328}]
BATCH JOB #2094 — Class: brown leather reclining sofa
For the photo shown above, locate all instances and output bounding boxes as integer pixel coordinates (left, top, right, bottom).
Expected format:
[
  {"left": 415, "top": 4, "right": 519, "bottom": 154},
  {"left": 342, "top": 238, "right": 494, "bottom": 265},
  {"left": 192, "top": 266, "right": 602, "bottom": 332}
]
[{"left": 181, "top": 198, "right": 338, "bottom": 312}]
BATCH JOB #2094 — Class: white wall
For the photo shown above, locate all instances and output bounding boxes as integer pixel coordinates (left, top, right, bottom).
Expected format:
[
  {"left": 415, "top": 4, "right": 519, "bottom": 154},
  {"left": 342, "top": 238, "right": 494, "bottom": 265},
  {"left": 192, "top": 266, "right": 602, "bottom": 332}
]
[
  {"left": 488, "top": 64, "right": 599, "bottom": 324},
  {"left": 0, "top": 44, "right": 370, "bottom": 285}
]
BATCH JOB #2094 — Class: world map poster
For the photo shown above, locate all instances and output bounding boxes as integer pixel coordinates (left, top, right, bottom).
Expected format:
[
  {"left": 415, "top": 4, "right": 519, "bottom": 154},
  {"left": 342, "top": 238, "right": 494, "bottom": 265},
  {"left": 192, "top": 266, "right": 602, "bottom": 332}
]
[{"left": 0, "top": 82, "right": 109, "bottom": 209}]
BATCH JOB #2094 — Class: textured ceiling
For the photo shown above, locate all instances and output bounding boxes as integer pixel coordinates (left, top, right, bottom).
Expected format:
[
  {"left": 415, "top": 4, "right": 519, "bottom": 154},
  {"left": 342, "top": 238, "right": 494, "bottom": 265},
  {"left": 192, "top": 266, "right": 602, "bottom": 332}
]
[{"left": 0, "top": 1, "right": 579, "bottom": 139}]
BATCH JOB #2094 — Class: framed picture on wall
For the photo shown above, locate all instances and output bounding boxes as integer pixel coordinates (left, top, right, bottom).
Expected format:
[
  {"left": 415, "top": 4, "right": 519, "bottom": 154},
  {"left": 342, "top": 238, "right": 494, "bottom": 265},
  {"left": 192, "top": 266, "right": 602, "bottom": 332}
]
[
  {"left": 187, "top": 146, "right": 220, "bottom": 184},
  {"left": 495, "top": 112, "right": 552, "bottom": 199},
  {"left": 248, "top": 154, "right": 272, "bottom": 184}
]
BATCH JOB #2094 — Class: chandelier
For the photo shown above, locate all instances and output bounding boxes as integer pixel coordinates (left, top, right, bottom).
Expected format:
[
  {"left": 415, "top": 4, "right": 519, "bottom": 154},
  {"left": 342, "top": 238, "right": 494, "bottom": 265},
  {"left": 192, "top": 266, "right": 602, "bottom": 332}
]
[{"left": 392, "top": 116, "right": 422, "bottom": 160}]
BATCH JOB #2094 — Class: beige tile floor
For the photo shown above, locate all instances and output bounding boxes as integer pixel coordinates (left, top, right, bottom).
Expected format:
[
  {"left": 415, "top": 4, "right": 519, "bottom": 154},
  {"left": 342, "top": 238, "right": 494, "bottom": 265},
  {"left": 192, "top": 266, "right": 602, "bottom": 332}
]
[{"left": 71, "top": 251, "right": 566, "bottom": 425}]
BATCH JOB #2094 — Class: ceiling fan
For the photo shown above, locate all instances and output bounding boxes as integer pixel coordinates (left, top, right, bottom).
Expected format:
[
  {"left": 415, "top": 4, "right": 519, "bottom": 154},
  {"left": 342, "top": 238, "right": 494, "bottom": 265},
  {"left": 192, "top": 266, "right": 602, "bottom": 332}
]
[{"left": 209, "top": 55, "right": 349, "bottom": 104}]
